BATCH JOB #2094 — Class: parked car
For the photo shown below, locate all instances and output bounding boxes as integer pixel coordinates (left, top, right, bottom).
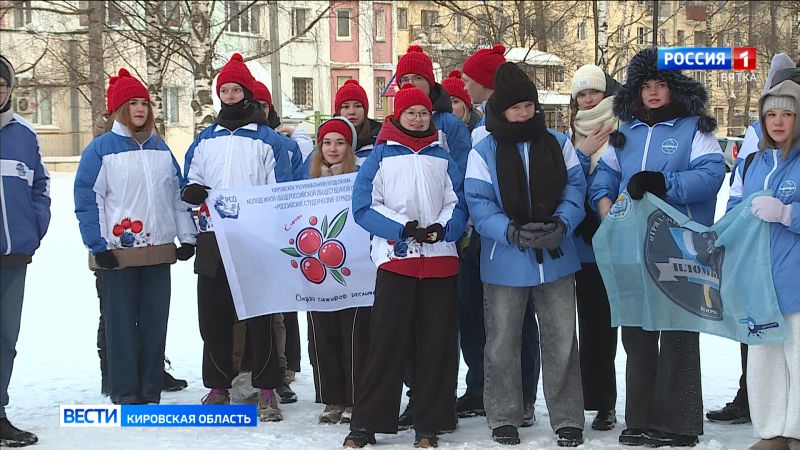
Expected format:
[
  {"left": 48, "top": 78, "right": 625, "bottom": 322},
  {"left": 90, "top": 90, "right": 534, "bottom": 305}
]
[{"left": 717, "top": 136, "right": 744, "bottom": 172}]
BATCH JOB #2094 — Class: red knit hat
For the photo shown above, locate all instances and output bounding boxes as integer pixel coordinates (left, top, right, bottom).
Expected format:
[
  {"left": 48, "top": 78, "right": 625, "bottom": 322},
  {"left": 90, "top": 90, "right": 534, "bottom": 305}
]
[
  {"left": 396, "top": 45, "right": 435, "bottom": 88},
  {"left": 462, "top": 44, "right": 507, "bottom": 89},
  {"left": 441, "top": 70, "right": 472, "bottom": 106},
  {"left": 334, "top": 79, "right": 369, "bottom": 114},
  {"left": 107, "top": 68, "right": 150, "bottom": 114},
  {"left": 393, "top": 83, "right": 432, "bottom": 115},
  {"left": 318, "top": 116, "right": 357, "bottom": 148},
  {"left": 216, "top": 53, "right": 254, "bottom": 95},
  {"left": 252, "top": 81, "right": 272, "bottom": 107}
]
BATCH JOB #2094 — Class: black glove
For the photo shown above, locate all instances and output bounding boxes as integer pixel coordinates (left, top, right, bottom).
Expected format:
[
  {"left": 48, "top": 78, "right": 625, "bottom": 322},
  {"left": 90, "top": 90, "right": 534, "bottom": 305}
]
[
  {"left": 176, "top": 244, "right": 196, "bottom": 261},
  {"left": 182, "top": 184, "right": 210, "bottom": 205},
  {"left": 402, "top": 220, "right": 420, "bottom": 239},
  {"left": 95, "top": 250, "right": 119, "bottom": 269},
  {"left": 626, "top": 171, "right": 666, "bottom": 200},
  {"left": 530, "top": 218, "right": 566, "bottom": 250},
  {"left": 424, "top": 223, "right": 445, "bottom": 243},
  {"left": 506, "top": 223, "right": 536, "bottom": 248}
]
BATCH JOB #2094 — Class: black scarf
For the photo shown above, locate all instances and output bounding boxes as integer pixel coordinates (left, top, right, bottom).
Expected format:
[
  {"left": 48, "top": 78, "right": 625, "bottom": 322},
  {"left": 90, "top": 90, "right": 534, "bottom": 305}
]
[
  {"left": 633, "top": 100, "right": 686, "bottom": 126},
  {"left": 217, "top": 96, "right": 267, "bottom": 131},
  {"left": 487, "top": 97, "right": 566, "bottom": 227}
]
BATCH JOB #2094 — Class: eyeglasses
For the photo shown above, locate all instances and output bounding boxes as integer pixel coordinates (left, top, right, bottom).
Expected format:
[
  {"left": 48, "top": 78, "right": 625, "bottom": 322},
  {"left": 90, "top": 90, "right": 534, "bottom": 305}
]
[
  {"left": 402, "top": 110, "right": 430, "bottom": 120},
  {"left": 399, "top": 75, "right": 426, "bottom": 85}
]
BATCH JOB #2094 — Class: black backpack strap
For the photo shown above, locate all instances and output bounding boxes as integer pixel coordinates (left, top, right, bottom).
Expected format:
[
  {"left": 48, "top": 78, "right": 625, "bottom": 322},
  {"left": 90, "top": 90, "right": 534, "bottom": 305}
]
[{"left": 741, "top": 152, "right": 757, "bottom": 183}]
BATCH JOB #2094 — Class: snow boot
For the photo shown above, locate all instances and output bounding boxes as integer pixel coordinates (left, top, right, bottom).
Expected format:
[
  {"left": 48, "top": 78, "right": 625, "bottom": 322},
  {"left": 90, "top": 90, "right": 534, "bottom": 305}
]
[
  {"left": 522, "top": 400, "right": 535, "bottom": 427},
  {"left": 0, "top": 417, "right": 38, "bottom": 448},
  {"left": 258, "top": 389, "right": 283, "bottom": 422},
  {"left": 340, "top": 406, "right": 353, "bottom": 424},
  {"left": 556, "top": 427, "right": 584, "bottom": 447},
  {"left": 706, "top": 402, "right": 750, "bottom": 424},
  {"left": 455, "top": 390, "right": 485, "bottom": 418},
  {"left": 276, "top": 369, "right": 297, "bottom": 403},
  {"left": 788, "top": 438, "right": 800, "bottom": 450},
  {"left": 414, "top": 431, "right": 438, "bottom": 448},
  {"left": 162, "top": 370, "right": 188, "bottom": 392},
  {"left": 319, "top": 404, "right": 344, "bottom": 424},
  {"left": 492, "top": 425, "right": 520, "bottom": 445},
  {"left": 619, "top": 428, "right": 650, "bottom": 446},
  {"left": 644, "top": 431, "right": 698, "bottom": 447},
  {"left": 591, "top": 409, "right": 617, "bottom": 430},
  {"left": 202, "top": 389, "right": 230, "bottom": 405},
  {"left": 343, "top": 430, "right": 376, "bottom": 448},
  {"left": 747, "top": 437, "right": 788, "bottom": 450},
  {"left": 397, "top": 401, "right": 414, "bottom": 431}
]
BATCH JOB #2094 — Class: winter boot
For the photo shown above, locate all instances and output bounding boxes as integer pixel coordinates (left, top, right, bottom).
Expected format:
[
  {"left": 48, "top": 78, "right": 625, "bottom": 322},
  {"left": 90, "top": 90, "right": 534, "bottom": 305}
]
[
  {"left": 319, "top": 404, "right": 344, "bottom": 424},
  {"left": 340, "top": 406, "right": 353, "bottom": 424},
  {"left": 788, "top": 438, "right": 800, "bottom": 450},
  {"left": 492, "top": 425, "right": 520, "bottom": 445},
  {"left": 455, "top": 390, "right": 485, "bottom": 418},
  {"left": 398, "top": 401, "right": 414, "bottom": 431},
  {"left": 522, "top": 400, "right": 535, "bottom": 427},
  {"left": 747, "top": 437, "right": 789, "bottom": 450},
  {"left": 162, "top": 370, "right": 188, "bottom": 392},
  {"left": 0, "top": 417, "right": 38, "bottom": 448},
  {"left": 285, "top": 369, "right": 296, "bottom": 384},
  {"left": 276, "top": 369, "right": 297, "bottom": 403},
  {"left": 705, "top": 402, "right": 750, "bottom": 424},
  {"left": 343, "top": 429, "right": 376, "bottom": 448},
  {"left": 557, "top": 427, "right": 584, "bottom": 447},
  {"left": 202, "top": 389, "right": 231, "bottom": 405},
  {"left": 619, "top": 428, "right": 650, "bottom": 446},
  {"left": 414, "top": 430, "right": 438, "bottom": 448},
  {"left": 258, "top": 389, "right": 283, "bottom": 422},
  {"left": 644, "top": 431, "right": 698, "bottom": 447},
  {"left": 591, "top": 409, "right": 617, "bottom": 431}
]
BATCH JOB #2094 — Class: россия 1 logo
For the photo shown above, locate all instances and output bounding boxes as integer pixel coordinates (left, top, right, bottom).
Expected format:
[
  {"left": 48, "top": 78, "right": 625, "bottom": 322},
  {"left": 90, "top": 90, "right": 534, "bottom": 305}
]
[{"left": 658, "top": 47, "right": 756, "bottom": 71}]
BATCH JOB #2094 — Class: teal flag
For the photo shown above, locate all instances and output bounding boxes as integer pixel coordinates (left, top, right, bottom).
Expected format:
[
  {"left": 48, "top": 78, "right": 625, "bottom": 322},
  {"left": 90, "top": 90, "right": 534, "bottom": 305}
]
[{"left": 593, "top": 191, "right": 786, "bottom": 345}]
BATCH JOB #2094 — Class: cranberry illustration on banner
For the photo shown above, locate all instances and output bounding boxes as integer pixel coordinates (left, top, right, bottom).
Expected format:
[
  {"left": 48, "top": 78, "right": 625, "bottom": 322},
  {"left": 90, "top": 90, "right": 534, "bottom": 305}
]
[{"left": 281, "top": 208, "right": 350, "bottom": 285}]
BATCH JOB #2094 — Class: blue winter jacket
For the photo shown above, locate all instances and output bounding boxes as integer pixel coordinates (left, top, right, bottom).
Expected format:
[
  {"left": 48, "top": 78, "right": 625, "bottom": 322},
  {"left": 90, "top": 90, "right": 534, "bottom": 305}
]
[
  {"left": 465, "top": 130, "right": 587, "bottom": 287},
  {"left": 434, "top": 110, "right": 471, "bottom": 176},
  {"left": 0, "top": 114, "right": 51, "bottom": 259},
  {"left": 727, "top": 148, "right": 800, "bottom": 315},
  {"left": 589, "top": 116, "right": 725, "bottom": 226}
]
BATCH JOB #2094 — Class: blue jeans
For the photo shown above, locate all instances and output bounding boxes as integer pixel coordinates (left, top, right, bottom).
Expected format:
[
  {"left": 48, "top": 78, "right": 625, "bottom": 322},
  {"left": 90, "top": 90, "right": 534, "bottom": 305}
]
[
  {"left": 1, "top": 266, "right": 27, "bottom": 419},
  {"left": 100, "top": 264, "right": 171, "bottom": 404},
  {"left": 458, "top": 231, "right": 540, "bottom": 401}
]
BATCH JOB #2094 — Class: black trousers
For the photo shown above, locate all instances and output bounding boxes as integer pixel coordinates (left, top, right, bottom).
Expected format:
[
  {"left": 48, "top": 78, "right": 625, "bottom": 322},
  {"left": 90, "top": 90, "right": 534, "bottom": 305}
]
[
  {"left": 197, "top": 264, "right": 280, "bottom": 390},
  {"left": 308, "top": 307, "right": 371, "bottom": 406},
  {"left": 575, "top": 263, "right": 618, "bottom": 411},
  {"left": 622, "top": 327, "right": 703, "bottom": 436},
  {"left": 96, "top": 271, "right": 109, "bottom": 393},
  {"left": 283, "top": 312, "right": 302, "bottom": 373},
  {"left": 732, "top": 344, "right": 749, "bottom": 410},
  {"left": 350, "top": 270, "right": 458, "bottom": 434}
]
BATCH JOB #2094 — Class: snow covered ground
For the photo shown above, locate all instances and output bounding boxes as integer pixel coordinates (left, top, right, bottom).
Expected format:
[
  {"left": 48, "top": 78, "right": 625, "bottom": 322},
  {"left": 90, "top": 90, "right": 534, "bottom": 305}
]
[{"left": 6, "top": 172, "right": 757, "bottom": 449}]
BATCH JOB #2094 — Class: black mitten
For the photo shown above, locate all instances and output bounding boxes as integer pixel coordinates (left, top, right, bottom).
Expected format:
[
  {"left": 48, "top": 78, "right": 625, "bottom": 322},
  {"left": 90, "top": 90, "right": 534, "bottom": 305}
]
[
  {"left": 95, "top": 250, "right": 119, "bottom": 269},
  {"left": 182, "top": 184, "right": 211, "bottom": 205},
  {"left": 176, "top": 244, "right": 196, "bottom": 261},
  {"left": 626, "top": 171, "right": 666, "bottom": 200},
  {"left": 424, "top": 223, "right": 445, "bottom": 243},
  {"left": 402, "top": 220, "right": 420, "bottom": 239}
]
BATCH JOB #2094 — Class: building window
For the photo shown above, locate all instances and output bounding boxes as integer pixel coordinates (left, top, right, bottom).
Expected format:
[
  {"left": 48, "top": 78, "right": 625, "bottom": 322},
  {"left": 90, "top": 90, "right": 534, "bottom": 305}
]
[
  {"left": 716, "top": 32, "right": 725, "bottom": 46},
  {"left": 292, "top": 77, "right": 313, "bottom": 109},
  {"left": 637, "top": 26, "right": 648, "bottom": 45},
  {"left": 226, "top": 1, "right": 260, "bottom": 34},
  {"left": 164, "top": 86, "right": 180, "bottom": 124},
  {"left": 658, "top": 1, "right": 671, "bottom": 16},
  {"left": 374, "top": 77, "right": 386, "bottom": 117},
  {"left": 13, "top": 0, "right": 33, "bottom": 28},
  {"left": 398, "top": 8, "right": 407, "bottom": 30},
  {"left": 676, "top": 29, "right": 685, "bottom": 44},
  {"left": 553, "top": 20, "right": 565, "bottom": 40},
  {"left": 555, "top": 67, "right": 564, "bottom": 84},
  {"left": 106, "top": 1, "right": 122, "bottom": 27},
  {"left": 618, "top": 26, "right": 626, "bottom": 44},
  {"left": 292, "top": 8, "right": 309, "bottom": 37},
  {"left": 577, "top": 21, "right": 586, "bottom": 41},
  {"left": 161, "top": 1, "right": 182, "bottom": 28},
  {"left": 454, "top": 13, "right": 465, "bottom": 34},
  {"left": 660, "top": 29, "right": 669, "bottom": 45},
  {"left": 336, "top": 9, "right": 351, "bottom": 38},
  {"left": 31, "top": 89, "right": 53, "bottom": 126},
  {"left": 375, "top": 9, "right": 386, "bottom": 42},
  {"left": 421, "top": 9, "right": 439, "bottom": 28},
  {"left": 693, "top": 70, "right": 706, "bottom": 84},
  {"left": 716, "top": 73, "right": 723, "bottom": 88},
  {"left": 694, "top": 30, "right": 706, "bottom": 46},
  {"left": 714, "top": 107, "right": 724, "bottom": 125},
  {"left": 336, "top": 76, "right": 352, "bottom": 91}
]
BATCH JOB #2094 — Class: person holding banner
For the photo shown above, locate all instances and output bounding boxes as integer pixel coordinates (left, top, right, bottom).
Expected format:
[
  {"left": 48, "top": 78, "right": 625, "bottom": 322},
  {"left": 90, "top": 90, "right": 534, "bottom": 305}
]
[
  {"left": 568, "top": 64, "right": 620, "bottom": 432},
  {"left": 74, "top": 68, "right": 196, "bottom": 406},
  {"left": 465, "top": 62, "right": 586, "bottom": 447},
  {"left": 589, "top": 47, "right": 725, "bottom": 447},
  {"left": 727, "top": 78, "right": 800, "bottom": 450},
  {"left": 344, "top": 84, "right": 467, "bottom": 448},
  {"left": 304, "top": 117, "right": 369, "bottom": 425},
  {"left": 182, "top": 53, "right": 293, "bottom": 421}
]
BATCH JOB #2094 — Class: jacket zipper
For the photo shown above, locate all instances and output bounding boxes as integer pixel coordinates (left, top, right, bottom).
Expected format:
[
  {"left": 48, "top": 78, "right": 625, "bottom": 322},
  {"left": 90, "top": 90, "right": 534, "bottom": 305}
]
[
  {"left": 640, "top": 124, "right": 655, "bottom": 171},
  {"left": 764, "top": 150, "right": 778, "bottom": 189},
  {"left": 138, "top": 139, "right": 157, "bottom": 239},
  {"left": 521, "top": 142, "right": 545, "bottom": 282}
]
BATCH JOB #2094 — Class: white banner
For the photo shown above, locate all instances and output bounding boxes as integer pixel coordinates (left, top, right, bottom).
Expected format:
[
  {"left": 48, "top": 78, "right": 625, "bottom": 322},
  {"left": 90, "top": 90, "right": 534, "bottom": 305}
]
[{"left": 208, "top": 173, "right": 376, "bottom": 320}]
